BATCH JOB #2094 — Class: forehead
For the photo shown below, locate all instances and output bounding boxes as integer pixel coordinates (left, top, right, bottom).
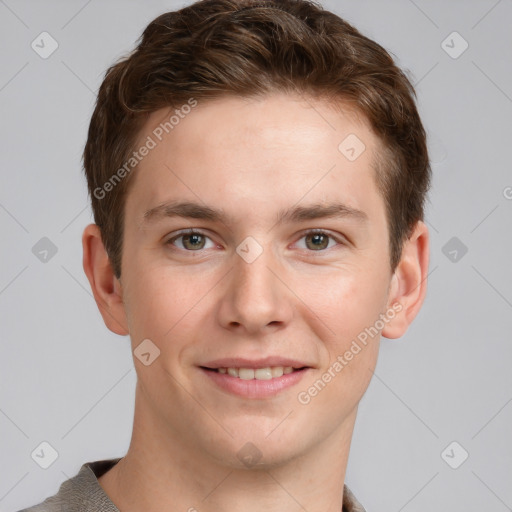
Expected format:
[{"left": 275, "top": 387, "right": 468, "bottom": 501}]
[
  {"left": 141, "top": 93, "right": 372, "bottom": 154},
  {"left": 126, "top": 92, "right": 384, "bottom": 226}
]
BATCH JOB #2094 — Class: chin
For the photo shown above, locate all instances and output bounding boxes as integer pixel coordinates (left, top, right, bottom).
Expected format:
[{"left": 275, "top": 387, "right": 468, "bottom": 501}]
[{"left": 205, "top": 424, "right": 313, "bottom": 470}]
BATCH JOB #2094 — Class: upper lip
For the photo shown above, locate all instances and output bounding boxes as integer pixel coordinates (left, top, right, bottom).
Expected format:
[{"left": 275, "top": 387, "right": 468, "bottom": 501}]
[{"left": 201, "top": 357, "right": 312, "bottom": 369}]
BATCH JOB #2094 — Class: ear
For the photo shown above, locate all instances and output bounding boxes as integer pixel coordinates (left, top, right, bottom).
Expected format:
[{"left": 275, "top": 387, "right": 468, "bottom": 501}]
[
  {"left": 381, "top": 220, "right": 430, "bottom": 339},
  {"left": 82, "top": 223, "right": 129, "bottom": 336}
]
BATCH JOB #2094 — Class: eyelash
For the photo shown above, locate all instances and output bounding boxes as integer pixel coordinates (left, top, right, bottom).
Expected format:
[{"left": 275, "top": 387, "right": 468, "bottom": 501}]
[{"left": 165, "top": 228, "right": 346, "bottom": 254}]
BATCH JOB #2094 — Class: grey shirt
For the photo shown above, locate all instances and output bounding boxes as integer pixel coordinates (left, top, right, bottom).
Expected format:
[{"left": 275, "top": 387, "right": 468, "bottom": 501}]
[{"left": 19, "top": 458, "right": 367, "bottom": 511}]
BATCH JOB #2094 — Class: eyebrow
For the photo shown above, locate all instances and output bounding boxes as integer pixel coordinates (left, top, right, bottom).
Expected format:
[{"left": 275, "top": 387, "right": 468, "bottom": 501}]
[{"left": 142, "top": 200, "right": 368, "bottom": 227}]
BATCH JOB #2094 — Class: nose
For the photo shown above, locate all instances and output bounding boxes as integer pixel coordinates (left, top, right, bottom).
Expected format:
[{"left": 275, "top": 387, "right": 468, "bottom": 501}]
[{"left": 216, "top": 243, "right": 294, "bottom": 335}]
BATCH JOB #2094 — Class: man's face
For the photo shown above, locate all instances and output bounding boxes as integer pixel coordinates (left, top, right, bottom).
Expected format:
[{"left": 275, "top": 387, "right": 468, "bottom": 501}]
[{"left": 119, "top": 93, "right": 396, "bottom": 466}]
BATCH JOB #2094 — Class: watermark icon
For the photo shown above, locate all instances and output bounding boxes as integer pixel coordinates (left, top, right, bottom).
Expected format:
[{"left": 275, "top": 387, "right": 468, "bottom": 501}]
[
  {"left": 441, "top": 441, "right": 469, "bottom": 469},
  {"left": 297, "top": 302, "right": 402, "bottom": 405},
  {"left": 134, "top": 338, "right": 161, "bottom": 366},
  {"left": 236, "top": 236, "right": 264, "bottom": 263},
  {"left": 93, "top": 98, "right": 198, "bottom": 200},
  {"left": 31, "top": 441, "right": 59, "bottom": 469},
  {"left": 237, "top": 441, "right": 263, "bottom": 468},
  {"left": 441, "top": 31, "right": 469, "bottom": 60},
  {"left": 503, "top": 186, "right": 512, "bottom": 200},
  {"left": 442, "top": 236, "right": 468, "bottom": 263},
  {"left": 338, "top": 133, "right": 366, "bottom": 161},
  {"left": 32, "top": 237, "right": 58, "bottom": 263},
  {"left": 31, "top": 31, "right": 59, "bottom": 59}
]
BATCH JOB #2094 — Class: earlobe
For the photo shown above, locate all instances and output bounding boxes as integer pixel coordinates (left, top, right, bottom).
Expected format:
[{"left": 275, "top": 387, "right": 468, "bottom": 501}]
[
  {"left": 82, "top": 223, "right": 129, "bottom": 336},
  {"left": 381, "top": 221, "right": 430, "bottom": 340}
]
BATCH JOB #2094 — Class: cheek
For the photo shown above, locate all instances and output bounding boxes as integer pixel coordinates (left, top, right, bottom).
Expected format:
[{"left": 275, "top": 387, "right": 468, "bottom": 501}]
[
  {"left": 297, "top": 265, "right": 388, "bottom": 352},
  {"left": 123, "top": 263, "right": 217, "bottom": 350},
  {"left": 297, "top": 273, "right": 383, "bottom": 414}
]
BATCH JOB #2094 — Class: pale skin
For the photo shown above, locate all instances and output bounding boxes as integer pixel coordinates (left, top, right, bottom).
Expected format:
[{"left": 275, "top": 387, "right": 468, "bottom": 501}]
[{"left": 82, "top": 92, "right": 429, "bottom": 512}]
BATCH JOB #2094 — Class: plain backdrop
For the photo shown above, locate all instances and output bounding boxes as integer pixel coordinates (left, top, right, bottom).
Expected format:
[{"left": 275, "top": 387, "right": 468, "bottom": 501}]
[{"left": 0, "top": 1, "right": 511, "bottom": 511}]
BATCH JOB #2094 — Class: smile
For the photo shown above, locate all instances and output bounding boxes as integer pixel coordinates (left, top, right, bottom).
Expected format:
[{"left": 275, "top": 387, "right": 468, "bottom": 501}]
[
  {"left": 200, "top": 365, "right": 309, "bottom": 399},
  {"left": 215, "top": 366, "right": 300, "bottom": 380}
]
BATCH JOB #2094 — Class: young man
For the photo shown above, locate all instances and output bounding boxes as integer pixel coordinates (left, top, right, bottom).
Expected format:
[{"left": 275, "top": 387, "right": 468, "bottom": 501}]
[{"left": 21, "top": 0, "right": 431, "bottom": 510}]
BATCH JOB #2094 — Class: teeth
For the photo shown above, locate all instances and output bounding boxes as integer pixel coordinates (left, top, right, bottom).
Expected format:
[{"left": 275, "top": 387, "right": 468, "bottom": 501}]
[
  {"left": 227, "top": 367, "right": 238, "bottom": 377},
  {"left": 239, "top": 368, "right": 254, "bottom": 380},
  {"left": 254, "top": 368, "right": 272, "bottom": 380},
  {"left": 216, "top": 366, "right": 301, "bottom": 380},
  {"left": 271, "top": 366, "right": 284, "bottom": 378}
]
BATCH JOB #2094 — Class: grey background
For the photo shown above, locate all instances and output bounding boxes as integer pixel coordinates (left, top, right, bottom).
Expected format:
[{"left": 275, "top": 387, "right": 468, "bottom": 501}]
[{"left": 1, "top": 0, "right": 511, "bottom": 510}]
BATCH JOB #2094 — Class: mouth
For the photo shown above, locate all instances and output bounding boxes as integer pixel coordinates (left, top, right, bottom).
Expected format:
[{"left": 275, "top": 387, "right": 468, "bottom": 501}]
[
  {"left": 199, "top": 359, "right": 311, "bottom": 399},
  {"left": 201, "top": 366, "right": 306, "bottom": 380}
]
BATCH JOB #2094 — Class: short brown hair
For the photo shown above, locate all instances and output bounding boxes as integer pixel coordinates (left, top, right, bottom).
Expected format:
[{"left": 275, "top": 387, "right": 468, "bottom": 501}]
[{"left": 83, "top": 0, "right": 431, "bottom": 279}]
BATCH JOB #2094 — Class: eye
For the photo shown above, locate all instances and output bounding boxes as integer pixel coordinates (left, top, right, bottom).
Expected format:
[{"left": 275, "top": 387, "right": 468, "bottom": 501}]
[
  {"left": 295, "top": 229, "right": 344, "bottom": 252},
  {"left": 165, "top": 229, "right": 216, "bottom": 251},
  {"left": 165, "top": 228, "right": 345, "bottom": 254}
]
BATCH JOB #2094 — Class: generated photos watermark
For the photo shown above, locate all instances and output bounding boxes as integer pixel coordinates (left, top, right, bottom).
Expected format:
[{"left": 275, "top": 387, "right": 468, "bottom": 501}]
[
  {"left": 93, "top": 98, "right": 198, "bottom": 200},
  {"left": 297, "top": 302, "right": 403, "bottom": 405}
]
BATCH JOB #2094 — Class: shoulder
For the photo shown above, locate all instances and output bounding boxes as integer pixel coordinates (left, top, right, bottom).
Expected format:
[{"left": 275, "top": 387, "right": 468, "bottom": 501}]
[
  {"left": 343, "top": 483, "right": 367, "bottom": 512},
  {"left": 17, "top": 458, "right": 121, "bottom": 512}
]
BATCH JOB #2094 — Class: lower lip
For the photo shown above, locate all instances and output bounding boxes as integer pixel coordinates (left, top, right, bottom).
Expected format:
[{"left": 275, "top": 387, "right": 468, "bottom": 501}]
[{"left": 200, "top": 367, "right": 309, "bottom": 399}]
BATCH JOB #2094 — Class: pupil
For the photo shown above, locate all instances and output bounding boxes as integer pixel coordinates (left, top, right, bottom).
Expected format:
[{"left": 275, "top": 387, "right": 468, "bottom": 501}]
[
  {"left": 308, "top": 233, "right": 327, "bottom": 250},
  {"left": 185, "top": 234, "right": 204, "bottom": 249}
]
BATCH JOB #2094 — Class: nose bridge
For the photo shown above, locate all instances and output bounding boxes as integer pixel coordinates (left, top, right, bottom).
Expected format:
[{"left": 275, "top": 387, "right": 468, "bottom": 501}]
[
  {"left": 235, "top": 243, "right": 275, "bottom": 295},
  {"left": 219, "top": 236, "right": 292, "bottom": 332}
]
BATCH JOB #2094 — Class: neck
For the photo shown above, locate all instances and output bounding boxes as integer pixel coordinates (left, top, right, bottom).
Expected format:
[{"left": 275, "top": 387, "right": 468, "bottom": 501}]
[{"left": 98, "top": 385, "right": 358, "bottom": 512}]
